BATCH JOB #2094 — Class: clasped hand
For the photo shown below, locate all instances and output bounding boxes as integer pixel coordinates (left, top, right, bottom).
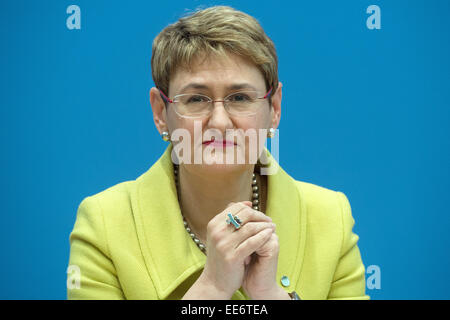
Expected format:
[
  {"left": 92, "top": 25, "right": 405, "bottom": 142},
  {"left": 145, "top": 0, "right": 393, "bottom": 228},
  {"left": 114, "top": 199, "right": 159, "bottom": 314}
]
[{"left": 200, "top": 201, "right": 283, "bottom": 300}]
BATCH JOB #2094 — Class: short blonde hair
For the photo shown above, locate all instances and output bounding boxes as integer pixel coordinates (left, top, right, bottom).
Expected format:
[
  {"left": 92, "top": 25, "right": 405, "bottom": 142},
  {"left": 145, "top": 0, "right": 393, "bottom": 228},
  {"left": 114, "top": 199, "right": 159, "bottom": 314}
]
[{"left": 151, "top": 6, "right": 278, "bottom": 97}]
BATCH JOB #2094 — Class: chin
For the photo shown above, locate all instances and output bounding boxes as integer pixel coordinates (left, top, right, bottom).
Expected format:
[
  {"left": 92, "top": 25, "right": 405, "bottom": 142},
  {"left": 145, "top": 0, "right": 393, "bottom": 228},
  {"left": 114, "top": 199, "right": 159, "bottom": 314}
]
[
  {"left": 194, "top": 162, "right": 252, "bottom": 176},
  {"left": 201, "top": 144, "right": 259, "bottom": 164}
]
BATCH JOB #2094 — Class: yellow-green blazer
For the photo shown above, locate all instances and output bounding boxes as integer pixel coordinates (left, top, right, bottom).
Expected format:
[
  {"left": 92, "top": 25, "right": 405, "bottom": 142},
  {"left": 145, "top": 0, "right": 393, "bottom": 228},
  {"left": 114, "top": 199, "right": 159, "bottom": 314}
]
[{"left": 67, "top": 145, "right": 369, "bottom": 300}]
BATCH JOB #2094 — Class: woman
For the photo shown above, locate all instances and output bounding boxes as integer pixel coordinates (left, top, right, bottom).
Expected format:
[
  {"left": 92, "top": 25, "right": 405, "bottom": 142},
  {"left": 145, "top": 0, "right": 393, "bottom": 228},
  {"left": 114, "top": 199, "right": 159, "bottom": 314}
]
[{"left": 67, "top": 6, "right": 369, "bottom": 300}]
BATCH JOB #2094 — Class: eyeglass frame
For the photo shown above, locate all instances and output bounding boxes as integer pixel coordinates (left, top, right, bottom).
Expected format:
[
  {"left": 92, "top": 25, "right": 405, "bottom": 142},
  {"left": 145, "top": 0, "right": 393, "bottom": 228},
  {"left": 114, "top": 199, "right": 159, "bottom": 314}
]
[{"left": 157, "top": 86, "right": 273, "bottom": 118}]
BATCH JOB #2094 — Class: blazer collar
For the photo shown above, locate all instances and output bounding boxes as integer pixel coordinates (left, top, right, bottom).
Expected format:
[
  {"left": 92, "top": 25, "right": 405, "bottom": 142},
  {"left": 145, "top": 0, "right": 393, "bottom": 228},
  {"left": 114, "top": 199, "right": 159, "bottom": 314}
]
[{"left": 131, "top": 145, "right": 306, "bottom": 299}]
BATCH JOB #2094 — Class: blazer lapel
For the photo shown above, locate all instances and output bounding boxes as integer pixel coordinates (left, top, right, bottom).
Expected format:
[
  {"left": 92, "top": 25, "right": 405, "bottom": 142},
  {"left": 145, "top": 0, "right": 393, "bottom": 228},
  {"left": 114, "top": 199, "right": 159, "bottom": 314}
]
[
  {"left": 262, "top": 151, "right": 307, "bottom": 295},
  {"left": 131, "top": 146, "right": 206, "bottom": 299}
]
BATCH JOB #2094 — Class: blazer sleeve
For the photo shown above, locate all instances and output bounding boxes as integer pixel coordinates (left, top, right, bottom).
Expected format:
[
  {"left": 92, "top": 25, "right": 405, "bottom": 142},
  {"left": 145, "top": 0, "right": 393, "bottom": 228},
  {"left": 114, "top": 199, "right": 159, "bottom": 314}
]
[
  {"left": 67, "top": 196, "right": 125, "bottom": 299},
  {"left": 327, "top": 192, "right": 370, "bottom": 300}
]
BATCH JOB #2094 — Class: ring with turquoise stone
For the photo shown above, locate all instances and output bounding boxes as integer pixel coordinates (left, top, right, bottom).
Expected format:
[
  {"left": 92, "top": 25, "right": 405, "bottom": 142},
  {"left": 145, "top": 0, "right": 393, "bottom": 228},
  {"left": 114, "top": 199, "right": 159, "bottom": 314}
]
[{"left": 226, "top": 213, "right": 242, "bottom": 229}]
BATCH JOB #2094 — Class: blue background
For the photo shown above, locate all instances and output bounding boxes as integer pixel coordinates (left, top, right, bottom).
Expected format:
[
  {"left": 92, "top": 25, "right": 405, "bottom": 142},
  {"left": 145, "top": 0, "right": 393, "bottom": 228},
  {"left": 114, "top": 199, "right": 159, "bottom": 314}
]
[{"left": 1, "top": 0, "right": 449, "bottom": 299}]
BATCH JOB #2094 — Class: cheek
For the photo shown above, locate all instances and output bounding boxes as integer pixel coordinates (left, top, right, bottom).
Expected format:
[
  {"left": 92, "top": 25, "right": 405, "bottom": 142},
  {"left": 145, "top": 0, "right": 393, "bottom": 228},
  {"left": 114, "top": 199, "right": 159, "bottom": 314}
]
[
  {"left": 234, "top": 118, "right": 269, "bottom": 159},
  {"left": 168, "top": 114, "right": 208, "bottom": 146},
  {"left": 235, "top": 115, "right": 267, "bottom": 130}
]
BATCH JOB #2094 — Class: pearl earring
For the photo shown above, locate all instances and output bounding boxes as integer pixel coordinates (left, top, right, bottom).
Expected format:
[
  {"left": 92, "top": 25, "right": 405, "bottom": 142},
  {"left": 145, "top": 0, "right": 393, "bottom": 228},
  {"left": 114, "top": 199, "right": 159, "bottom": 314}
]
[
  {"left": 161, "top": 131, "right": 170, "bottom": 142},
  {"left": 267, "top": 128, "right": 275, "bottom": 138}
]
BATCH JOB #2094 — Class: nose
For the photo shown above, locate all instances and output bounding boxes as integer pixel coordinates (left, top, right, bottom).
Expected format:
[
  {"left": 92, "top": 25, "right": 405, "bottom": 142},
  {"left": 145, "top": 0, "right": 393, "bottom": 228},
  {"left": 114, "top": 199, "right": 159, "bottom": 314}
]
[{"left": 206, "top": 101, "right": 234, "bottom": 132}]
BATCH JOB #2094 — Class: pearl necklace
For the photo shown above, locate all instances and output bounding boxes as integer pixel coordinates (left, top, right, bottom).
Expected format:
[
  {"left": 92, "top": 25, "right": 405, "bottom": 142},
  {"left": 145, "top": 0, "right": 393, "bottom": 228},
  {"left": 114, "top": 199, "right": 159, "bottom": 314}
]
[{"left": 174, "top": 164, "right": 260, "bottom": 254}]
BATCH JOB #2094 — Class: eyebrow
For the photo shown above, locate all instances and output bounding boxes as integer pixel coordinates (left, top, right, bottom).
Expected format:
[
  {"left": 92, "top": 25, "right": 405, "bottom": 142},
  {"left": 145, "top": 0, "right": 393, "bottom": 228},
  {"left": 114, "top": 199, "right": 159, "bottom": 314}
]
[{"left": 178, "top": 82, "right": 258, "bottom": 93}]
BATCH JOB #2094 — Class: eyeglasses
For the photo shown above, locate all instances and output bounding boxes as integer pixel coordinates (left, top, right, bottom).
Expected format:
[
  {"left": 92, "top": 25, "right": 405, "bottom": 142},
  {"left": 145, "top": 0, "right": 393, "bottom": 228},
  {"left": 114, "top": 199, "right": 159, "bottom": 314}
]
[{"left": 158, "top": 87, "right": 273, "bottom": 118}]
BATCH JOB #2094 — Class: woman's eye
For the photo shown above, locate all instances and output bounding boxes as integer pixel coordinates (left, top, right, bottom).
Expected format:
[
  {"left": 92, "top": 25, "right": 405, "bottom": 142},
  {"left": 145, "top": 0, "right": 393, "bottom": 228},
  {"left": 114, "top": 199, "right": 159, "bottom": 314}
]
[
  {"left": 229, "top": 94, "right": 251, "bottom": 102},
  {"left": 187, "top": 95, "right": 207, "bottom": 103}
]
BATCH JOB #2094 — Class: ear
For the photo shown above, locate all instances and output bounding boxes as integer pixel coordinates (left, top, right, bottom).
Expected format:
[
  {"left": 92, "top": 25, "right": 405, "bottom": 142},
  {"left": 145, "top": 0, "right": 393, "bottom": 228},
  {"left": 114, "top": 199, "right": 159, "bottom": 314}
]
[
  {"left": 270, "top": 81, "right": 282, "bottom": 130},
  {"left": 149, "top": 87, "right": 168, "bottom": 135}
]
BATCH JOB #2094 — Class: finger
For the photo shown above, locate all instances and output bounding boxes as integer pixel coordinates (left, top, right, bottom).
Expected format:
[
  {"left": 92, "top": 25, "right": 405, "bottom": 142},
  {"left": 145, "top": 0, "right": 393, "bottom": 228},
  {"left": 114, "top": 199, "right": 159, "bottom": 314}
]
[
  {"left": 226, "top": 201, "right": 250, "bottom": 208},
  {"left": 209, "top": 202, "right": 270, "bottom": 234},
  {"left": 210, "top": 202, "right": 247, "bottom": 227},
  {"left": 210, "top": 201, "right": 258, "bottom": 229},
  {"left": 254, "top": 232, "right": 279, "bottom": 256},
  {"left": 241, "top": 201, "right": 252, "bottom": 207},
  {"left": 235, "top": 228, "right": 273, "bottom": 258},
  {"left": 231, "top": 206, "right": 272, "bottom": 227},
  {"left": 231, "top": 221, "right": 275, "bottom": 248}
]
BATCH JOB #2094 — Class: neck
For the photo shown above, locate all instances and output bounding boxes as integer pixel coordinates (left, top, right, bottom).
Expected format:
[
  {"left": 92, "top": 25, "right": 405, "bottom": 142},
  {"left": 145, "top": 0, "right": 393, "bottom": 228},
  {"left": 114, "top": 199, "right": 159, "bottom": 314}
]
[{"left": 176, "top": 164, "right": 255, "bottom": 243}]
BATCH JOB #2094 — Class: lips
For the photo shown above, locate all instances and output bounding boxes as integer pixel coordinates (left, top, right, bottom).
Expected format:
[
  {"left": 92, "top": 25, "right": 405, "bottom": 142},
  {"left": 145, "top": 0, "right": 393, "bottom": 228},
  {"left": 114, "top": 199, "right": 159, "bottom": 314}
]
[{"left": 202, "top": 138, "right": 236, "bottom": 147}]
